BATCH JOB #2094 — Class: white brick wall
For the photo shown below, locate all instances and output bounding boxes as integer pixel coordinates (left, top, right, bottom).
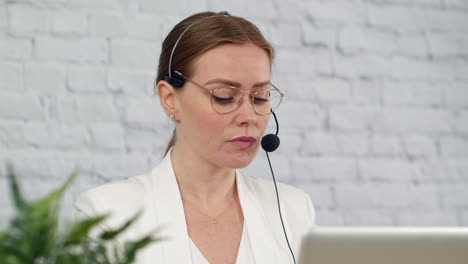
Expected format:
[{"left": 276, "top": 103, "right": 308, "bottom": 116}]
[{"left": 1, "top": 0, "right": 467, "bottom": 227}]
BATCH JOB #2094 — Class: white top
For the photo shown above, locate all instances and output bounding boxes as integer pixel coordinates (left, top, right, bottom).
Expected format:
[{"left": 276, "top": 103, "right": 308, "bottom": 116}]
[
  {"left": 189, "top": 223, "right": 254, "bottom": 263},
  {"left": 75, "top": 153, "right": 315, "bottom": 264}
]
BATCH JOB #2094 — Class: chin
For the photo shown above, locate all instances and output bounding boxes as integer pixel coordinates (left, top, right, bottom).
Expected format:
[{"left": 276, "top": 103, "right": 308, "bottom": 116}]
[{"left": 222, "top": 148, "right": 259, "bottom": 169}]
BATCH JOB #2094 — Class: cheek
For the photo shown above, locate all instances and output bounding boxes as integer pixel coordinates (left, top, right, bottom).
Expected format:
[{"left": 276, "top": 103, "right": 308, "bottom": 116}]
[{"left": 259, "top": 116, "right": 271, "bottom": 134}]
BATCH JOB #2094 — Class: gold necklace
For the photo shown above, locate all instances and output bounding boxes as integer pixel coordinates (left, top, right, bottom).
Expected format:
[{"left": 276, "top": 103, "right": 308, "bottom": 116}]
[{"left": 184, "top": 198, "right": 235, "bottom": 224}]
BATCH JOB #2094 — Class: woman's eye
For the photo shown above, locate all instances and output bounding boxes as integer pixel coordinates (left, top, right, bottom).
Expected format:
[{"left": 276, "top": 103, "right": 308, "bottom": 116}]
[
  {"left": 254, "top": 97, "right": 269, "bottom": 104},
  {"left": 213, "top": 95, "right": 234, "bottom": 104}
]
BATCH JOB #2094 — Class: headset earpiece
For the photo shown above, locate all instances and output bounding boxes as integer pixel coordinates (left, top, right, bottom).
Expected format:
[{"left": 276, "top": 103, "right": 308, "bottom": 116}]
[{"left": 164, "top": 73, "right": 185, "bottom": 88}]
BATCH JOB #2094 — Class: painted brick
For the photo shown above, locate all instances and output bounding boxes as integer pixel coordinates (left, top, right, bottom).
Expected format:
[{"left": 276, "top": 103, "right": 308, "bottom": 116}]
[
  {"left": 5, "top": 149, "right": 69, "bottom": 179},
  {"left": 312, "top": 77, "right": 351, "bottom": 103},
  {"left": 461, "top": 210, "right": 468, "bottom": 226},
  {"left": 124, "top": 96, "right": 166, "bottom": 127},
  {"left": 302, "top": 22, "right": 336, "bottom": 47},
  {"left": 341, "top": 209, "right": 394, "bottom": 225},
  {"left": 0, "top": 93, "right": 46, "bottom": 120},
  {"left": 371, "top": 134, "right": 404, "bottom": 157},
  {"left": 301, "top": 184, "right": 335, "bottom": 210},
  {"left": 51, "top": 10, "right": 87, "bottom": 35},
  {"left": 0, "top": 38, "right": 32, "bottom": 60},
  {"left": 368, "top": 5, "right": 425, "bottom": 32},
  {"left": 446, "top": 0, "right": 468, "bottom": 9},
  {"left": 274, "top": 48, "right": 319, "bottom": 74},
  {"left": 395, "top": 209, "right": 459, "bottom": 226},
  {"left": 89, "top": 122, "right": 125, "bottom": 150},
  {"left": 55, "top": 95, "right": 120, "bottom": 122},
  {"left": 270, "top": 22, "right": 302, "bottom": 48},
  {"left": 336, "top": 132, "right": 370, "bottom": 156},
  {"left": 315, "top": 49, "right": 334, "bottom": 75},
  {"left": 277, "top": 102, "right": 326, "bottom": 130},
  {"left": 383, "top": 81, "right": 444, "bottom": 106},
  {"left": 350, "top": 79, "right": 382, "bottom": 105},
  {"left": 0, "top": 5, "right": 7, "bottom": 31},
  {"left": 424, "top": 9, "right": 468, "bottom": 32},
  {"left": 330, "top": 106, "right": 382, "bottom": 131},
  {"left": 68, "top": 0, "right": 118, "bottom": 9},
  {"left": 314, "top": 210, "right": 344, "bottom": 225},
  {"left": 334, "top": 54, "right": 390, "bottom": 79},
  {"left": 338, "top": 26, "right": 397, "bottom": 54},
  {"left": 126, "top": 15, "right": 164, "bottom": 41},
  {"left": 67, "top": 66, "right": 107, "bottom": 92},
  {"left": 380, "top": 108, "right": 452, "bottom": 133},
  {"left": 209, "top": 0, "right": 276, "bottom": 19},
  {"left": 305, "top": 0, "right": 367, "bottom": 24},
  {"left": 402, "top": 135, "right": 438, "bottom": 157},
  {"left": 391, "top": 56, "right": 454, "bottom": 81},
  {"left": 275, "top": 130, "right": 303, "bottom": 156},
  {"left": 412, "top": 0, "right": 444, "bottom": 7},
  {"left": 303, "top": 131, "right": 340, "bottom": 155},
  {"left": 91, "top": 153, "right": 149, "bottom": 179},
  {"left": 35, "top": 37, "right": 108, "bottom": 63},
  {"left": 125, "top": 128, "right": 161, "bottom": 152},
  {"left": 23, "top": 122, "right": 89, "bottom": 149},
  {"left": 242, "top": 152, "right": 292, "bottom": 182},
  {"left": 8, "top": 5, "right": 48, "bottom": 35},
  {"left": 111, "top": 40, "right": 160, "bottom": 69},
  {"left": 138, "top": 0, "right": 208, "bottom": 15},
  {"left": 455, "top": 111, "right": 468, "bottom": 133},
  {"left": 446, "top": 82, "right": 468, "bottom": 105},
  {"left": 396, "top": 33, "right": 429, "bottom": 57},
  {"left": 427, "top": 31, "right": 466, "bottom": 56},
  {"left": 292, "top": 157, "right": 358, "bottom": 182},
  {"left": 0, "top": 62, "right": 23, "bottom": 91},
  {"left": 407, "top": 184, "right": 439, "bottom": 209},
  {"left": 0, "top": 121, "right": 25, "bottom": 147},
  {"left": 416, "top": 159, "right": 467, "bottom": 183},
  {"left": 358, "top": 158, "right": 419, "bottom": 183},
  {"left": 335, "top": 184, "right": 377, "bottom": 208},
  {"left": 440, "top": 136, "right": 468, "bottom": 158},
  {"left": 89, "top": 12, "right": 125, "bottom": 37},
  {"left": 108, "top": 68, "right": 153, "bottom": 96},
  {"left": 25, "top": 63, "right": 65, "bottom": 93}
]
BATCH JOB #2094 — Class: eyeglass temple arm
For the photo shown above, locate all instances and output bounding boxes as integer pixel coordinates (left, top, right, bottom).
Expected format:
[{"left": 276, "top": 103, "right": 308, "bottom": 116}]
[{"left": 271, "top": 109, "right": 279, "bottom": 136}]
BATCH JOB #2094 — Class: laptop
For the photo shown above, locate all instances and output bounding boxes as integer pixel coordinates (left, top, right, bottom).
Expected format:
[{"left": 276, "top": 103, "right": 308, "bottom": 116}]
[{"left": 298, "top": 226, "right": 468, "bottom": 264}]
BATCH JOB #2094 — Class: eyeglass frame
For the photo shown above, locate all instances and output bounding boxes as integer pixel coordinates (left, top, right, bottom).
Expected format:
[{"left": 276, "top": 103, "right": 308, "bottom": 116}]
[{"left": 173, "top": 70, "right": 285, "bottom": 116}]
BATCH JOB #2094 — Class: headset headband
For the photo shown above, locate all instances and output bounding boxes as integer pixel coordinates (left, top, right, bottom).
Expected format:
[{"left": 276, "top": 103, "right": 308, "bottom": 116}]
[{"left": 167, "top": 14, "right": 229, "bottom": 78}]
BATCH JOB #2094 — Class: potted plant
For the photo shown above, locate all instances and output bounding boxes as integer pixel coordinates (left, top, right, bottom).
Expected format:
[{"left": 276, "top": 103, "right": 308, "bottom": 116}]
[{"left": 0, "top": 166, "right": 159, "bottom": 264}]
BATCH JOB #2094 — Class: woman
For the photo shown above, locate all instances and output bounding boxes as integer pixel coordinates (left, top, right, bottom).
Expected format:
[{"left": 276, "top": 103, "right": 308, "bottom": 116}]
[{"left": 75, "top": 11, "right": 315, "bottom": 264}]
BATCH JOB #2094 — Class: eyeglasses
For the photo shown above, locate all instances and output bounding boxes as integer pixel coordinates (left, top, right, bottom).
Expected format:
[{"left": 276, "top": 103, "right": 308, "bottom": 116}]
[{"left": 174, "top": 71, "right": 284, "bottom": 116}]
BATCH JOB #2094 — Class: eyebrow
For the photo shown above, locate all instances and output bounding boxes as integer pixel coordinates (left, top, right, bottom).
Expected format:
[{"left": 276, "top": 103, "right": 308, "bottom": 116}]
[{"left": 204, "top": 78, "right": 271, "bottom": 88}]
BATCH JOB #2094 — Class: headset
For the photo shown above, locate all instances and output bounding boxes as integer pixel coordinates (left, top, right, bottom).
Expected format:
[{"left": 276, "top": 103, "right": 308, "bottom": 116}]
[{"left": 164, "top": 14, "right": 296, "bottom": 264}]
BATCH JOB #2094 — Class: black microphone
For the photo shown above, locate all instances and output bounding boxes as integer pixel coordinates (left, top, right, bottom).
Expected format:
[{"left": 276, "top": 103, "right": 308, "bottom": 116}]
[
  {"left": 261, "top": 110, "right": 280, "bottom": 152},
  {"left": 261, "top": 110, "right": 297, "bottom": 264}
]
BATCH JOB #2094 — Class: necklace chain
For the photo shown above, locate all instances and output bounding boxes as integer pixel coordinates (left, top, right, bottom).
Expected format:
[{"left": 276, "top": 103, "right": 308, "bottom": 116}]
[{"left": 184, "top": 197, "right": 235, "bottom": 224}]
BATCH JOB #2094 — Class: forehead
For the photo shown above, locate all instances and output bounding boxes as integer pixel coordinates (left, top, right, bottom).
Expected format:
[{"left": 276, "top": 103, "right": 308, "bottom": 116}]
[{"left": 190, "top": 43, "right": 271, "bottom": 83}]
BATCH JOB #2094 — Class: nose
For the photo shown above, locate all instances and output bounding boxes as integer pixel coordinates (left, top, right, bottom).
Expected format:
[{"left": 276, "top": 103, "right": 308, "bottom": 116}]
[{"left": 234, "top": 93, "right": 257, "bottom": 126}]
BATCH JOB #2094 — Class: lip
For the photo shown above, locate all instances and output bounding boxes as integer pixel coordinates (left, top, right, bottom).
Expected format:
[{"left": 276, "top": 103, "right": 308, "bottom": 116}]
[{"left": 228, "top": 136, "right": 257, "bottom": 150}]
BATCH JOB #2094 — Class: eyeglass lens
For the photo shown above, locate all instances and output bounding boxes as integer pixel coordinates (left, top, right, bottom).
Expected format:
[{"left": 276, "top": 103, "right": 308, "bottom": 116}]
[{"left": 210, "top": 87, "right": 282, "bottom": 115}]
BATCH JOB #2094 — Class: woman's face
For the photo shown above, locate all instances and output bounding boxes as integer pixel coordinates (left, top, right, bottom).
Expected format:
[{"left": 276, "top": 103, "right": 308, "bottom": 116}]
[{"left": 174, "top": 43, "right": 271, "bottom": 169}]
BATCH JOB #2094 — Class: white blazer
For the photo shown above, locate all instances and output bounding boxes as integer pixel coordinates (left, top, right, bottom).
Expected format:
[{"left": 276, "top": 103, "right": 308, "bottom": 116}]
[{"left": 74, "top": 153, "right": 315, "bottom": 264}]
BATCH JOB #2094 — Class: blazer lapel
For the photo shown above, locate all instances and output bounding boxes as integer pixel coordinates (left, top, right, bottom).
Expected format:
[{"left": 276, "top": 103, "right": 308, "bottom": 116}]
[
  {"left": 236, "top": 170, "right": 290, "bottom": 264},
  {"left": 148, "top": 154, "right": 192, "bottom": 264}
]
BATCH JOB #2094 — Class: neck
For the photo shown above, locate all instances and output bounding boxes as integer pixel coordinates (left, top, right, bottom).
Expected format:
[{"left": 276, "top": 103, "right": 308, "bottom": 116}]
[{"left": 170, "top": 143, "right": 237, "bottom": 206}]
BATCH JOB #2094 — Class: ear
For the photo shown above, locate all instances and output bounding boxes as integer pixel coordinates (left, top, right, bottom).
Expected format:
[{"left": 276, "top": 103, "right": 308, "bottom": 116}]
[{"left": 157, "top": 80, "right": 179, "bottom": 119}]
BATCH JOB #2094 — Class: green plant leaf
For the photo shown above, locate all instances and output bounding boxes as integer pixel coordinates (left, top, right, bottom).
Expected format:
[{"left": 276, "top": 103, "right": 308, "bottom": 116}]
[
  {"left": 123, "top": 235, "right": 159, "bottom": 264},
  {"left": 99, "top": 212, "right": 142, "bottom": 241},
  {"left": 63, "top": 215, "right": 109, "bottom": 246},
  {"left": 6, "top": 164, "right": 26, "bottom": 210}
]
